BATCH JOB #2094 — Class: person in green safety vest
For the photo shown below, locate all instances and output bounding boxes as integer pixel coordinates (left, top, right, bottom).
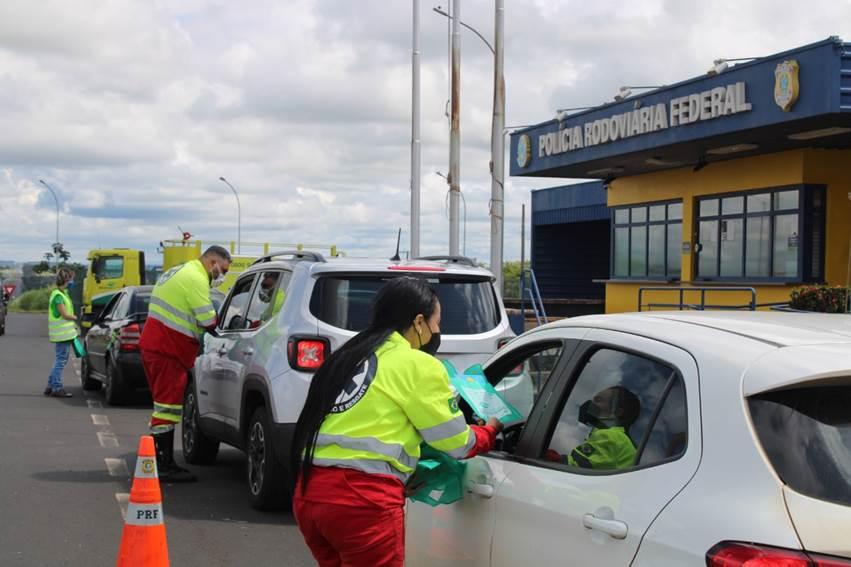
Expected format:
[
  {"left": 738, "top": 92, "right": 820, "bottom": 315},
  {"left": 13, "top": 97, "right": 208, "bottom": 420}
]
[
  {"left": 45, "top": 267, "right": 79, "bottom": 398},
  {"left": 258, "top": 272, "right": 285, "bottom": 323},
  {"left": 547, "top": 386, "right": 640, "bottom": 470}
]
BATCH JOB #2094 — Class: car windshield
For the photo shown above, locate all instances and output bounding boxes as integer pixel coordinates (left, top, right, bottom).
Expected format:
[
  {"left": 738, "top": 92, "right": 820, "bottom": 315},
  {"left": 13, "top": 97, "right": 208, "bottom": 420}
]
[
  {"left": 310, "top": 275, "right": 500, "bottom": 335},
  {"left": 749, "top": 384, "right": 851, "bottom": 506}
]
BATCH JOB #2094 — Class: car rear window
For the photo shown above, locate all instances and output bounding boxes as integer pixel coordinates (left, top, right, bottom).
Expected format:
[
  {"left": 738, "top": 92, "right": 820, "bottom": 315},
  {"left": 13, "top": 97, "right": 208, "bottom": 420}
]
[
  {"left": 310, "top": 275, "right": 500, "bottom": 334},
  {"left": 749, "top": 384, "right": 851, "bottom": 506},
  {"left": 132, "top": 293, "right": 151, "bottom": 317}
]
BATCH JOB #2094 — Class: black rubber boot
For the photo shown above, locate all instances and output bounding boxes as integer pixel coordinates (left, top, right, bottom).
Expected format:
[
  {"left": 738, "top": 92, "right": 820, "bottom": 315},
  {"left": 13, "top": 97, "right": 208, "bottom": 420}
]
[{"left": 153, "top": 430, "right": 197, "bottom": 483}]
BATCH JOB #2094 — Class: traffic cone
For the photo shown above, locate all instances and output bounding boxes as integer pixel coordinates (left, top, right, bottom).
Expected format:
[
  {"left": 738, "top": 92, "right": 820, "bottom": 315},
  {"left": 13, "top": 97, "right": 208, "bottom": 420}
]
[{"left": 116, "top": 435, "right": 170, "bottom": 567}]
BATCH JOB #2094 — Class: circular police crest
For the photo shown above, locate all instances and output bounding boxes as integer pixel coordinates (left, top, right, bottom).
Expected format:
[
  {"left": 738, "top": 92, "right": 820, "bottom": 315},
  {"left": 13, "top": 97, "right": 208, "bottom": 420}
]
[
  {"left": 516, "top": 134, "right": 532, "bottom": 168},
  {"left": 330, "top": 354, "right": 378, "bottom": 413}
]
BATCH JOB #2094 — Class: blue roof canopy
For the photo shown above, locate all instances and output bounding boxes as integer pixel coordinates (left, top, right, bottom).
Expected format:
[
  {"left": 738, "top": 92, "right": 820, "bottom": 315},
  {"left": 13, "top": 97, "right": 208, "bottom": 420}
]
[
  {"left": 532, "top": 181, "right": 609, "bottom": 225},
  {"left": 511, "top": 38, "right": 851, "bottom": 179}
]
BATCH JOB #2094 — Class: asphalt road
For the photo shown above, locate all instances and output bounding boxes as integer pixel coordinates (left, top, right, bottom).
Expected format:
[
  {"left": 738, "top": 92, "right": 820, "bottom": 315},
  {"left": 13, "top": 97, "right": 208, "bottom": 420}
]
[{"left": 0, "top": 313, "right": 315, "bottom": 566}]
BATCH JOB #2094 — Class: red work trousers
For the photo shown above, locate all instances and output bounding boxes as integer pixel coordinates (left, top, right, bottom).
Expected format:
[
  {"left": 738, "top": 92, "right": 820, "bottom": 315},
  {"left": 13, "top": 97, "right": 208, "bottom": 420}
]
[
  {"left": 293, "top": 498, "right": 405, "bottom": 567},
  {"left": 141, "top": 348, "right": 189, "bottom": 434}
]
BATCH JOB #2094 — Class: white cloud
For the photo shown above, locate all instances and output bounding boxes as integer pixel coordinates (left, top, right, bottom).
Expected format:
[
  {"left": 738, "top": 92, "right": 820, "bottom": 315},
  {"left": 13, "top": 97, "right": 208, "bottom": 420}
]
[{"left": 0, "top": 0, "right": 850, "bottom": 267}]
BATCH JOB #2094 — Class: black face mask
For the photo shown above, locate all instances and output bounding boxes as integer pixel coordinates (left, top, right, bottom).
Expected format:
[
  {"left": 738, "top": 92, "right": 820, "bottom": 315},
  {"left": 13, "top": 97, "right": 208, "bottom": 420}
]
[
  {"left": 578, "top": 400, "right": 609, "bottom": 430},
  {"left": 420, "top": 330, "right": 441, "bottom": 356}
]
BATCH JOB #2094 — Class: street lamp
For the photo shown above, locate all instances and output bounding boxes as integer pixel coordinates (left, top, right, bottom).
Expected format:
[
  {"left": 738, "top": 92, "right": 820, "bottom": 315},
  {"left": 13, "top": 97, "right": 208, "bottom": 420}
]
[
  {"left": 218, "top": 176, "right": 242, "bottom": 254},
  {"left": 433, "top": 6, "right": 494, "bottom": 54},
  {"left": 707, "top": 57, "right": 759, "bottom": 76},
  {"left": 434, "top": 2, "right": 505, "bottom": 291},
  {"left": 38, "top": 179, "right": 60, "bottom": 247},
  {"left": 613, "top": 86, "right": 665, "bottom": 102},
  {"left": 555, "top": 107, "right": 596, "bottom": 121}
]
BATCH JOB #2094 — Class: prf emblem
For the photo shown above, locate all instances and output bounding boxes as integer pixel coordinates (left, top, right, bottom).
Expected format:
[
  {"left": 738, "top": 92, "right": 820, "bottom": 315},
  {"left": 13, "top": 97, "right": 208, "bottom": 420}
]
[
  {"left": 141, "top": 458, "right": 155, "bottom": 474},
  {"left": 774, "top": 60, "right": 800, "bottom": 112},
  {"left": 516, "top": 134, "right": 532, "bottom": 168}
]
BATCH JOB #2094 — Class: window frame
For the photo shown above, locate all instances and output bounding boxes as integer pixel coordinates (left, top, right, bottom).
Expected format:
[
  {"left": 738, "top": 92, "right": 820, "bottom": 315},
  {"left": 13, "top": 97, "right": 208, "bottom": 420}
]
[
  {"left": 525, "top": 341, "right": 690, "bottom": 477},
  {"left": 95, "top": 255, "right": 125, "bottom": 281},
  {"left": 243, "top": 269, "right": 293, "bottom": 331},
  {"left": 694, "top": 184, "right": 826, "bottom": 283},
  {"left": 218, "top": 273, "right": 259, "bottom": 333},
  {"left": 610, "top": 199, "right": 683, "bottom": 281}
]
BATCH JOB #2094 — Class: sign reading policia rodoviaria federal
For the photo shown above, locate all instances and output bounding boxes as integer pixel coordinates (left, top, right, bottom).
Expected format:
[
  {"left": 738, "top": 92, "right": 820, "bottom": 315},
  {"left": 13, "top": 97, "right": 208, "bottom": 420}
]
[{"left": 528, "top": 81, "right": 752, "bottom": 165}]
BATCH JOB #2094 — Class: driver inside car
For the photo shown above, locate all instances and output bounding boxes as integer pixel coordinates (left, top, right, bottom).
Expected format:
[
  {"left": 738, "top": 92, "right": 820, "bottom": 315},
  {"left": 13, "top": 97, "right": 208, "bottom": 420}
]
[
  {"left": 248, "top": 273, "right": 286, "bottom": 329},
  {"left": 545, "top": 386, "right": 640, "bottom": 470}
]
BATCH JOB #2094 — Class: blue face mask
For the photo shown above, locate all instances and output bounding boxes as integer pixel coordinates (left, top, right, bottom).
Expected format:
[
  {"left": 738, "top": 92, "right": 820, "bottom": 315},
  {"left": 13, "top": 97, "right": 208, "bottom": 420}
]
[{"left": 67, "top": 281, "right": 76, "bottom": 289}]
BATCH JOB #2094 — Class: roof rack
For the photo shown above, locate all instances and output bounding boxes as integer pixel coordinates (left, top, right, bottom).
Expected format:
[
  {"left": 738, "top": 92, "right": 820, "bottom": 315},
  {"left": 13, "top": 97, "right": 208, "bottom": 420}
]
[
  {"left": 415, "top": 255, "right": 478, "bottom": 267},
  {"left": 251, "top": 250, "right": 326, "bottom": 266}
]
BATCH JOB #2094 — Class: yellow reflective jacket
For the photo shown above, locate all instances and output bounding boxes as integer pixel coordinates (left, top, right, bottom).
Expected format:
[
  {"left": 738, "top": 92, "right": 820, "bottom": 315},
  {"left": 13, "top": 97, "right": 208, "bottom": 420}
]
[
  {"left": 48, "top": 288, "right": 77, "bottom": 343},
  {"left": 568, "top": 426, "right": 636, "bottom": 470},
  {"left": 312, "top": 332, "right": 476, "bottom": 482}
]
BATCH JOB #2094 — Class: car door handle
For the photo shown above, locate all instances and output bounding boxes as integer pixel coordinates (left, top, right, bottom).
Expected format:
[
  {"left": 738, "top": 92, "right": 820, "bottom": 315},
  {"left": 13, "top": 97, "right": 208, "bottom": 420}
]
[
  {"left": 582, "top": 514, "right": 628, "bottom": 540},
  {"left": 216, "top": 346, "right": 227, "bottom": 356},
  {"left": 242, "top": 347, "right": 254, "bottom": 356},
  {"left": 466, "top": 482, "right": 494, "bottom": 499}
]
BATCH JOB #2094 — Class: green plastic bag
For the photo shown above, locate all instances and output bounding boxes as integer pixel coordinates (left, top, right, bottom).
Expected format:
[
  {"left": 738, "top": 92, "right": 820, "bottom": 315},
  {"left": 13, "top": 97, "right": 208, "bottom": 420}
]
[
  {"left": 71, "top": 337, "right": 86, "bottom": 358},
  {"left": 407, "top": 445, "right": 467, "bottom": 507}
]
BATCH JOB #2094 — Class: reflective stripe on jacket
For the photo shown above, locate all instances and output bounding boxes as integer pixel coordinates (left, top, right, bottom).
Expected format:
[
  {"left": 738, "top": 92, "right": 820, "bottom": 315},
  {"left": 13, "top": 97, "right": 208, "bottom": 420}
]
[
  {"left": 568, "top": 426, "right": 636, "bottom": 470},
  {"left": 48, "top": 289, "right": 77, "bottom": 343},
  {"left": 145, "top": 259, "right": 216, "bottom": 341},
  {"left": 312, "top": 332, "right": 476, "bottom": 482}
]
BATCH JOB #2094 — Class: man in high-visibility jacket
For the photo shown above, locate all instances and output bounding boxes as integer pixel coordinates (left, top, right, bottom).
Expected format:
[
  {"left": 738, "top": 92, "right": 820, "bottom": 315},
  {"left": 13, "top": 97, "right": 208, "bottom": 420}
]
[
  {"left": 139, "top": 245, "right": 231, "bottom": 482},
  {"left": 547, "top": 386, "right": 640, "bottom": 470}
]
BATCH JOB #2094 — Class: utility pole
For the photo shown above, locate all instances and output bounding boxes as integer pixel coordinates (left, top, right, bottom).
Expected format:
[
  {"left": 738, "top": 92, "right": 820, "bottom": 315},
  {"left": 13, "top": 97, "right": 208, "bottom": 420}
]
[
  {"left": 489, "top": 0, "right": 505, "bottom": 294},
  {"left": 448, "top": 0, "right": 461, "bottom": 256},
  {"left": 218, "top": 177, "right": 242, "bottom": 254},
  {"left": 410, "top": 0, "right": 421, "bottom": 258}
]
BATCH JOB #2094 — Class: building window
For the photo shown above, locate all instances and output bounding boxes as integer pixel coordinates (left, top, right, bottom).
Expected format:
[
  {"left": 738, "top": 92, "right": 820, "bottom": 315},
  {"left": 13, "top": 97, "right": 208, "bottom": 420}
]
[
  {"left": 612, "top": 201, "right": 682, "bottom": 280},
  {"left": 695, "top": 185, "right": 825, "bottom": 282}
]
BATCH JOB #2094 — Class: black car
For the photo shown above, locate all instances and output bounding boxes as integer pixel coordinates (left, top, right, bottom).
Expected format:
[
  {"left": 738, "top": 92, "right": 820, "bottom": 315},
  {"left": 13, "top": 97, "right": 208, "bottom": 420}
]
[{"left": 81, "top": 285, "right": 152, "bottom": 405}]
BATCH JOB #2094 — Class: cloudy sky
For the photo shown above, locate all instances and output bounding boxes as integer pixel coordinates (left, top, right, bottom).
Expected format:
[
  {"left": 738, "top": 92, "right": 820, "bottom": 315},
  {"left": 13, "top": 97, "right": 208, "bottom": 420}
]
[{"left": 1, "top": 0, "right": 850, "bottom": 266}]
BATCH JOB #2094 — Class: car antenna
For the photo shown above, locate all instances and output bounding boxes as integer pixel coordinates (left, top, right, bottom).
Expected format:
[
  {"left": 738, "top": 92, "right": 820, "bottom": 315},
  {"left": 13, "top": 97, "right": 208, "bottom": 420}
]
[{"left": 390, "top": 228, "right": 402, "bottom": 261}]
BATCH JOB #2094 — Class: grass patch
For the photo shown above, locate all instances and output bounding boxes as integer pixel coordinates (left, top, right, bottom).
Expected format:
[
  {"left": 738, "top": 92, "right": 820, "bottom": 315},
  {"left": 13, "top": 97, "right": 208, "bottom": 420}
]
[{"left": 9, "top": 288, "right": 53, "bottom": 312}]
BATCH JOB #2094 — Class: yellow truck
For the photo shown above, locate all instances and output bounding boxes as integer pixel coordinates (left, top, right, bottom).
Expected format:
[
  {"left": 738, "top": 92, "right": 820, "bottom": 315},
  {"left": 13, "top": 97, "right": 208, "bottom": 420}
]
[{"left": 81, "top": 240, "right": 340, "bottom": 333}]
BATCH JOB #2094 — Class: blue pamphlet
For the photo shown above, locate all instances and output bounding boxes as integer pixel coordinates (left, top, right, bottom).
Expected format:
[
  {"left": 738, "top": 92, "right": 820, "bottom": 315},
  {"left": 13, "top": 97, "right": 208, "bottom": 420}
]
[{"left": 442, "top": 361, "right": 524, "bottom": 425}]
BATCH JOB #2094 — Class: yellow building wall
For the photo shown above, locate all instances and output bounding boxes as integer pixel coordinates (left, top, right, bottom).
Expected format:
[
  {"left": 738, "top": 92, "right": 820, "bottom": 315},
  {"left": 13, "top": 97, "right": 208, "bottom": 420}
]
[{"left": 604, "top": 149, "right": 851, "bottom": 313}]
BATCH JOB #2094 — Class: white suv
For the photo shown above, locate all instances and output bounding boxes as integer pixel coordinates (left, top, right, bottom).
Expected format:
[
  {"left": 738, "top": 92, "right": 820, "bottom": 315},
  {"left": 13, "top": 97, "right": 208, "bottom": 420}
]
[{"left": 182, "top": 252, "right": 516, "bottom": 509}]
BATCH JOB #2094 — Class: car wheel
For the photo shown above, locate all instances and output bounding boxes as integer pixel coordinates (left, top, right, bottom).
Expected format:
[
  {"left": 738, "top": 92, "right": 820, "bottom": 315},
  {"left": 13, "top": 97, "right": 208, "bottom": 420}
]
[
  {"left": 247, "top": 406, "right": 289, "bottom": 510},
  {"left": 182, "top": 381, "right": 219, "bottom": 465},
  {"left": 103, "top": 358, "right": 127, "bottom": 406},
  {"left": 79, "top": 355, "right": 101, "bottom": 391}
]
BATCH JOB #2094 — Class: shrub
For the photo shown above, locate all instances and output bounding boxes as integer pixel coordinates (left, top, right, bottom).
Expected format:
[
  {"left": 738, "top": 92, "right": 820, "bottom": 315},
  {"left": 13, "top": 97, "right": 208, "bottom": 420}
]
[
  {"left": 789, "top": 285, "right": 849, "bottom": 313},
  {"left": 9, "top": 287, "right": 53, "bottom": 312}
]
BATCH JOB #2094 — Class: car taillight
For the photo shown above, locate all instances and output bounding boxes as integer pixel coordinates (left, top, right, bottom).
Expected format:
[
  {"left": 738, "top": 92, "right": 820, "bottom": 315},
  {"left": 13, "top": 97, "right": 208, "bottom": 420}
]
[
  {"left": 119, "top": 323, "right": 141, "bottom": 352},
  {"left": 287, "top": 337, "right": 329, "bottom": 372},
  {"left": 707, "top": 542, "right": 851, "bottom": 567}
]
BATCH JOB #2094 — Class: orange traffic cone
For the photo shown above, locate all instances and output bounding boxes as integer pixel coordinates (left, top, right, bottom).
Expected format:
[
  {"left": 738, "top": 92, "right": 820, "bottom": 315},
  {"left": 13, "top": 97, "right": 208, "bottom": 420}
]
[{"left": 116, "top": 435, "right": 170, "bottom": 567}]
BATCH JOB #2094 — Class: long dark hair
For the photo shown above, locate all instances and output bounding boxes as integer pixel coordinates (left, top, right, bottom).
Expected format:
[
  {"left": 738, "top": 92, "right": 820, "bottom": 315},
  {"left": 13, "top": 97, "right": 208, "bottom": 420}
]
[{"left": 290, "top": 276, "right": 438, "bottom": 493}]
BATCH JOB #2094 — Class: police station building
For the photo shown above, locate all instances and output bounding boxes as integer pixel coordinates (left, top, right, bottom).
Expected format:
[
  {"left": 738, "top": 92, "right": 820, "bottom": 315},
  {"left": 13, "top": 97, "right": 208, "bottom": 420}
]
[{"left": 512, "top": 37, "right": 851, "bottom": 313}]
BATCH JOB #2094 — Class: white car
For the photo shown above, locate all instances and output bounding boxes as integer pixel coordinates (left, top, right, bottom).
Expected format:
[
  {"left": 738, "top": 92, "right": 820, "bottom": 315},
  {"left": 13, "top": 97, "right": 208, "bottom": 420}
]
[
  {"left": 185, "top": 252, "right": 515, "bottom": 509},
  {"left": 406, "top": 311, "right": 851, "bottom": 566}
]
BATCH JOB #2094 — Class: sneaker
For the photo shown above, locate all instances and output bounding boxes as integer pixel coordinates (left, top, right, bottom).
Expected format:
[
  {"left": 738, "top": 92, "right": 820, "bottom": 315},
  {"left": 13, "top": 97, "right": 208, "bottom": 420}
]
[
  {"left": 43, "top": 387, "right": 53, "bottom": 396},
  {"left": 49, "top": 388, "right": 72, "bottom": 398}
]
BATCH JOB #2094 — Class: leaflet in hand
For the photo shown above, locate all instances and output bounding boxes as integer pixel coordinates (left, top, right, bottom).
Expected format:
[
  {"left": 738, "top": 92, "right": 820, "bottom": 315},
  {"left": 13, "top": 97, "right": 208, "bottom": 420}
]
[{"left": 442, "top": 361, "right": 524, "bottom": 426}]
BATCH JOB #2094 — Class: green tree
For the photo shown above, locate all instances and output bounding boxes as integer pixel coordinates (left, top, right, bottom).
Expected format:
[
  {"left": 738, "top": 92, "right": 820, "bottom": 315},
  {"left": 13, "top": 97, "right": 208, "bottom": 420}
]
[{"left": 502, "top": 261, "right": 527, "bottom": 299}]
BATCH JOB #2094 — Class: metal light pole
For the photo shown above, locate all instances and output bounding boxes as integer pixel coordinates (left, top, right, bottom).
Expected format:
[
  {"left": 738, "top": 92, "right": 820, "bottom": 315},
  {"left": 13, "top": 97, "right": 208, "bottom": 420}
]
[
  {"left": 218, "top": 176, "right": 242, "bottom": 254},
  {"left": 448, "top": 0, "right": 461, "bottom": 256},
  {"left": 410, "top": 0, "right": 422, "bottom": 258},
  {"left": 490, "top": 0, "right": 505, "bottom": 294},
  {"left": 38, "top": 179, "right": 60, "bottom": 247}
]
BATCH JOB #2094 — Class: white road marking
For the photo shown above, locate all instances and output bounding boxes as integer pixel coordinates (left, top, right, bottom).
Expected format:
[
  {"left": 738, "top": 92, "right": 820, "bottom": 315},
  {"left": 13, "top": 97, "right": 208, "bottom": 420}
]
[
  {"left": 105, "top": 458, "right": 130, "bottom": 478},
  {"left": 115, "top": 493, "right": 130, "bottom": 520},
  {"left": 86, "top": 400, "right": 103, "bottom": 409},
  {"left": 98, "top": 432, "right": 119, "bottom": 448},
  {"left": 91, "top": 414, "right": 110, "bottom": 426}
]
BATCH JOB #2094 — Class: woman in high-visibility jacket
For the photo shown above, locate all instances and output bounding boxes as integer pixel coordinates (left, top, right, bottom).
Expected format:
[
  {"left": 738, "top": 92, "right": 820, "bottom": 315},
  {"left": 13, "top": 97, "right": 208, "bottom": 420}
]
[
  {"left": 45, "top": 267, "right": 78, "bottom": 398},
  {"left": 291, "top": 276, "right": 503, "bottom": 567}
]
